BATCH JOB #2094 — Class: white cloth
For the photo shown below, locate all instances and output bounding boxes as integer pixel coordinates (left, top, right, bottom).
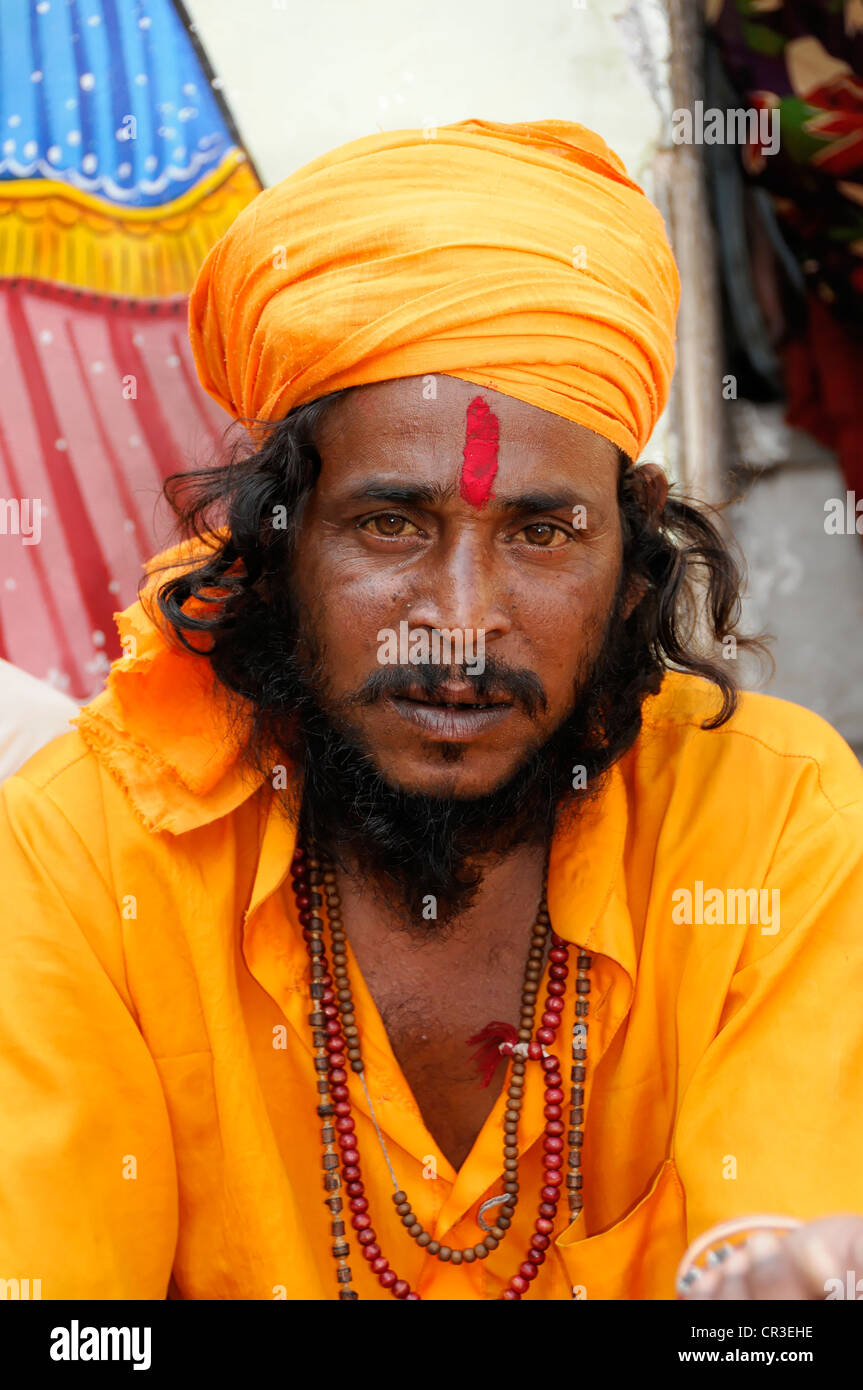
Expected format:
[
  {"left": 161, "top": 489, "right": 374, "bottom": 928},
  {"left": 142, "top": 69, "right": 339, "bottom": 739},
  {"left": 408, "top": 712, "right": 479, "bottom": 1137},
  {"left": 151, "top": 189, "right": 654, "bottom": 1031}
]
[{"left": 0, "top": 660, "right": 80, "bottom": 782}]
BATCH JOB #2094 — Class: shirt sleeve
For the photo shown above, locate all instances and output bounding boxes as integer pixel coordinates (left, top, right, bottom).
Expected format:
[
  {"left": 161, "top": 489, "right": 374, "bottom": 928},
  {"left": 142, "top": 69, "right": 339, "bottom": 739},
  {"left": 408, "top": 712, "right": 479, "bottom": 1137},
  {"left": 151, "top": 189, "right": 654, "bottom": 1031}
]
[
  {"left": 672, "top": 772, "right": 863, "bottom": 1244},
  {"left": 0, "top": 771, "right": 178, "bottom": 1298}
]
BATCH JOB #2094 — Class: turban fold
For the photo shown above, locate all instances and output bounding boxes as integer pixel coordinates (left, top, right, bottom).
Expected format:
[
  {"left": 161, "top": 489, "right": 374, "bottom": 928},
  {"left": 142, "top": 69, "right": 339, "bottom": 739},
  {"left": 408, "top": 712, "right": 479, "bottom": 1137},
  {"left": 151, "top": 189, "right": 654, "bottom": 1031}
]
[{"left": 189, "top": 118, "right": 680, "bottom": 459}]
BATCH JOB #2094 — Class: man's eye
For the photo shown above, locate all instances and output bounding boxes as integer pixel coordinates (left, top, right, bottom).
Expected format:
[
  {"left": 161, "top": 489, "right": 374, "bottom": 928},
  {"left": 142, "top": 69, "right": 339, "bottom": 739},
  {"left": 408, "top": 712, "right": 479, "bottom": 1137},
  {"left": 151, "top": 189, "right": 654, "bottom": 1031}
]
[
  {"left": 359, "top": 514, "right": 420, "bottom": 537},
  {"left": 516, "top": 522, "right": 570, "bottom": 548}
]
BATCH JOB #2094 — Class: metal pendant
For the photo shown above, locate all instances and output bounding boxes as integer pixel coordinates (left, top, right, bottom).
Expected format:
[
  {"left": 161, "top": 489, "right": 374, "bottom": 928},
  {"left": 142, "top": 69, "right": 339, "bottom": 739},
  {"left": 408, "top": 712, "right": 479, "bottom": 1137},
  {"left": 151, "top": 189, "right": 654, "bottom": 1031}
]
[{"left": 477, "top": 1193, "right": 510, "bottom": 1232}]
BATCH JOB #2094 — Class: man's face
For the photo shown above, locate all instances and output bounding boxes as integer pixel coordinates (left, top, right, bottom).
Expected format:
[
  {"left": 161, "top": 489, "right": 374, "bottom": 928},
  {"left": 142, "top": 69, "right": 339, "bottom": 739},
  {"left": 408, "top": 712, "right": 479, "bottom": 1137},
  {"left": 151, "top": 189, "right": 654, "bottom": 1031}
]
[{"left": 290, "top": 375, "right": 625, "bottom": 800}]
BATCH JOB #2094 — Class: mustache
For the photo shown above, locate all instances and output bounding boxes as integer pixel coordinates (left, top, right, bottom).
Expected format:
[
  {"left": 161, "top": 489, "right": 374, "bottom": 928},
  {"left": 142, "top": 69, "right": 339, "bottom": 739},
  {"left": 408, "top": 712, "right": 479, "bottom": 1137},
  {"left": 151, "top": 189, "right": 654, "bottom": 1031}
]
[{"left": 344, "top": 655, "right": 548, "bottom": 718}]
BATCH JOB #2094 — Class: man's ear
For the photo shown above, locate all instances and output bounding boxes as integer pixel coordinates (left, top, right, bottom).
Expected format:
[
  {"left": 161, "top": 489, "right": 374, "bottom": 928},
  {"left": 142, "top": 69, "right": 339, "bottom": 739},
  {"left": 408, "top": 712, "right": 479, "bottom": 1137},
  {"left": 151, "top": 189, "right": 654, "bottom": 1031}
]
[
  {"left": 619, "top": 462, "right": 668, "bottom": 620},
  {"left": 636, "top": 462, "right": 669, "bottom": 521}
]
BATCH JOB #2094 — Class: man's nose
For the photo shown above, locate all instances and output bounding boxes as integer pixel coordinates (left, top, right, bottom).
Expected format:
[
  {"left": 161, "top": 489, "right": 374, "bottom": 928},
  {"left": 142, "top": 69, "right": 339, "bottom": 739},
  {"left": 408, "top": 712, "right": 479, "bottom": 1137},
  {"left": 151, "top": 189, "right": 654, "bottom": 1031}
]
[{"left": 403, "top": 533, "right": 512, "bottom": 640}]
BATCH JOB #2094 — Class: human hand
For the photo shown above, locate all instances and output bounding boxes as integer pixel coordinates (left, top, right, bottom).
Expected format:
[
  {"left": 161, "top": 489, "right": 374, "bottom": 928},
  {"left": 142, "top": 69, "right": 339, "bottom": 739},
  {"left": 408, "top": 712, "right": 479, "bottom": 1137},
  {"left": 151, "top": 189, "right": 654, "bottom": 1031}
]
[{"left": 679, "top": 1215, "right": 863, "bottom": 1300}]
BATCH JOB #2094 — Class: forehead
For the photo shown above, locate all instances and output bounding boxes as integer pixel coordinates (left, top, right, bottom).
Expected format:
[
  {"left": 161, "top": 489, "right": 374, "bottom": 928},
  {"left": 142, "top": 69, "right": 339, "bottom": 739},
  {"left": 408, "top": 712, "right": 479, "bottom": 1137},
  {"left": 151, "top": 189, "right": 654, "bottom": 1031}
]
[{"left": 314, "top": 376, "right": 620, "bottom": 485}]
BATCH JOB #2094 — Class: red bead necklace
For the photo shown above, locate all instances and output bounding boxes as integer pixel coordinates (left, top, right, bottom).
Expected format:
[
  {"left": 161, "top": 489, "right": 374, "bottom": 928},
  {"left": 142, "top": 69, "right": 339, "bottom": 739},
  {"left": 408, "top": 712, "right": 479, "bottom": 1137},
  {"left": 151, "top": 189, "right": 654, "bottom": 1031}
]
[{"left": 292, "top": 838, "right": 591, "bottom": 1300}]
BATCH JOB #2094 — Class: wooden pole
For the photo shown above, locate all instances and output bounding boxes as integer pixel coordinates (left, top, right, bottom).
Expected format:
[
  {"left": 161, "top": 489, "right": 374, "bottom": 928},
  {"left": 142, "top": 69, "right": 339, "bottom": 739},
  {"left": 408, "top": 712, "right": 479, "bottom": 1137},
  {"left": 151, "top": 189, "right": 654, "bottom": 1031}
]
[{"left": 657, "top": 0, "right": 727, "bottom": 506}]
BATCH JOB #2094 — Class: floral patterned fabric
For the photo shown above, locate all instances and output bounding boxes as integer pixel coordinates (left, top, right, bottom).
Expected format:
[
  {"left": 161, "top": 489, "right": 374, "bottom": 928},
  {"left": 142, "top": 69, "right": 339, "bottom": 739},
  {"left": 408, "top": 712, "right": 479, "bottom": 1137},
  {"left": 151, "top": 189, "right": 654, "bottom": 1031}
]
[{"left": 707, "top": 0, "right": 863, "bottom": 323}]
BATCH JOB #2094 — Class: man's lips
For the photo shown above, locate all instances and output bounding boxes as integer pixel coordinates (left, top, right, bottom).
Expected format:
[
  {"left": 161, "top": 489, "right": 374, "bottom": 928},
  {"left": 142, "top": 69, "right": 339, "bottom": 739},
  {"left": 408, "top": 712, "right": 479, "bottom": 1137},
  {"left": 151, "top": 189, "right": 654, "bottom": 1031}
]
[
  {"left": 395, "top": 682, "right": 512, "bottom": 709},
  {"left": 386, "top": 685, "right": 516, "bottom": 740}
]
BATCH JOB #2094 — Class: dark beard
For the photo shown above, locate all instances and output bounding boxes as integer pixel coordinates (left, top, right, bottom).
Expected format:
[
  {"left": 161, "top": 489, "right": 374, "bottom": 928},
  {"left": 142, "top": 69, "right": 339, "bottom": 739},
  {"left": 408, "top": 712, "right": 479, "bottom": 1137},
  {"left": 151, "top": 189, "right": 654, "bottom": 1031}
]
[{"left": 266, "top": 578, "right": 633, "bottom": 934}]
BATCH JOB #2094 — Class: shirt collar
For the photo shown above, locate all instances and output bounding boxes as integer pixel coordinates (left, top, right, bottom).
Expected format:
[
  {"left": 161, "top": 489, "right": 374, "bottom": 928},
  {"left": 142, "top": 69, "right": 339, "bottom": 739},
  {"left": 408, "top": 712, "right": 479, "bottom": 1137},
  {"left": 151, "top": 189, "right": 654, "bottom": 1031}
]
[
  {"left": 244, "top": 756, "right": 638, "bottom": 1010},
  {"left": 73, "top": 550, "right": 265, "bottom": 835},
  {"left": 546, "top": 760, "right": 637, "bottom": 985}
]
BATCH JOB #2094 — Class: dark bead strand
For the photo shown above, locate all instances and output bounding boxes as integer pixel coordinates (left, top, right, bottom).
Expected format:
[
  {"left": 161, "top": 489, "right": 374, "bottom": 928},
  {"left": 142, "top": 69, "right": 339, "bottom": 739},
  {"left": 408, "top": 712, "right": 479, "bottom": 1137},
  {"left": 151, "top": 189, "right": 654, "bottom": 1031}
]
[
  {"left": 314, "top": 851, "right": 419, "bottom": 1300},
  {"left": 294, "top": 846, "right": 359, "bottom": 1300},
  {"left": 319, "top": 843, "right": 534, "bottom": 1273},
  {"left": 500, "top": 931, "right": 573, "bottom": 1300},
  {"left": 321, "top": 845, "right": 575, "bottom": 1298},
  {"left": 298, "top": 839, "right": 590, "bottom": 1301},
  {"left": 327, "top": 846, "right": 548, "bottom": 1266},
  {"left": 566, "top": 952, "right": 591, "bottom": 1220},
  {"left": 321, "top": 867, "right": 365, "bottom": 1076}
]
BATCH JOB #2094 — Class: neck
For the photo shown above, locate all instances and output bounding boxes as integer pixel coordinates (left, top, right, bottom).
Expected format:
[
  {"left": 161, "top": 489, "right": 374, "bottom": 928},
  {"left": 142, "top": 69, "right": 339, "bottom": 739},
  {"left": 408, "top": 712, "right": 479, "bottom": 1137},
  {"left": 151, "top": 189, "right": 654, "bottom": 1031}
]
[{"left": 330, "top": 837, "right": 550, "bottom": 945}]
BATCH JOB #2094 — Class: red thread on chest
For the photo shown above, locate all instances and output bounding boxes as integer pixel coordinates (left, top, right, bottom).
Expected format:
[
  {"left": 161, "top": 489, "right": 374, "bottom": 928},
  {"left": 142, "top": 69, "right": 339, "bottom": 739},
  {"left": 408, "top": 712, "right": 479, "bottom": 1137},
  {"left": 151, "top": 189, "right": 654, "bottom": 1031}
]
[{"left": 459, "top": 396, "right": 500, "bottom": 507}]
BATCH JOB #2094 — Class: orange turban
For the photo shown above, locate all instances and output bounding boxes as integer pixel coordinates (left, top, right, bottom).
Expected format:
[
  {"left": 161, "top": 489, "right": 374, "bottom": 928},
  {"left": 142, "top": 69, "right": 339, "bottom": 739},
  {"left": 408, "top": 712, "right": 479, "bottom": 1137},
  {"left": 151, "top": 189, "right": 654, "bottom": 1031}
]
[{"left": 189, "top": 118, "right": 680, "bottom": 460}]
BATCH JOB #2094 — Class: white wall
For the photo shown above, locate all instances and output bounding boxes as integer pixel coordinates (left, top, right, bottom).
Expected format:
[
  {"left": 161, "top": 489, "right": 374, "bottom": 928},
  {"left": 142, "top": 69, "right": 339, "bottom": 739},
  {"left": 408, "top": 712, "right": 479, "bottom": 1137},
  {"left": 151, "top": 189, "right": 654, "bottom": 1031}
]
[
  {"left": 186, "top": 0, "right": 667, "bottom": 190},
  {"left": 184, "top": 0, "right": 675, "bottom": 469}
]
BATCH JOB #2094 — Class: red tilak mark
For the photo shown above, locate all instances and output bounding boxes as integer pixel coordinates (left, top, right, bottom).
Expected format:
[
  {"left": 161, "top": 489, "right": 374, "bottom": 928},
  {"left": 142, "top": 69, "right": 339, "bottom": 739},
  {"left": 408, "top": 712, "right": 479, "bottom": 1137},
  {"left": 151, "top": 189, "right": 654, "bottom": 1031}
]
[{"left": 459, "top": 396, "right": 499, "bottom": 507}]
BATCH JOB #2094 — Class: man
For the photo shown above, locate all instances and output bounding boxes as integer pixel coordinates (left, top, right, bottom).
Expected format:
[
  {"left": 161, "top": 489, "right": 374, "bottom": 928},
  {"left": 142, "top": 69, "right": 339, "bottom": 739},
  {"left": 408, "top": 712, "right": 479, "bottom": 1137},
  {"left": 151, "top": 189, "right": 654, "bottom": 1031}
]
[{"left": 1, "top": 119, "right": 861, "bottom": 1301}]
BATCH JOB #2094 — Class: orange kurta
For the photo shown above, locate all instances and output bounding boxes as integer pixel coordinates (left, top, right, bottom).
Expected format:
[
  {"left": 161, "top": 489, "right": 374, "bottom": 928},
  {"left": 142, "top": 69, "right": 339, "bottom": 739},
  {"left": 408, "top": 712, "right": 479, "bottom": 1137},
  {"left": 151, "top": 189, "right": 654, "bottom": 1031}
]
[{"left": 0, "top": 593, "right": 861, "bottom": 1300}]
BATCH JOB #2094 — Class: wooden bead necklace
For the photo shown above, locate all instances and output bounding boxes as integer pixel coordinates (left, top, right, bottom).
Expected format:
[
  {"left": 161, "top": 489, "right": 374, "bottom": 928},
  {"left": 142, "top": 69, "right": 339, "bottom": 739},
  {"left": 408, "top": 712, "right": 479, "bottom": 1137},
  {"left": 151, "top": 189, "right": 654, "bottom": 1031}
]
[{"left": 292, "top": 838, "right": 591, "bottom": 1300}]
